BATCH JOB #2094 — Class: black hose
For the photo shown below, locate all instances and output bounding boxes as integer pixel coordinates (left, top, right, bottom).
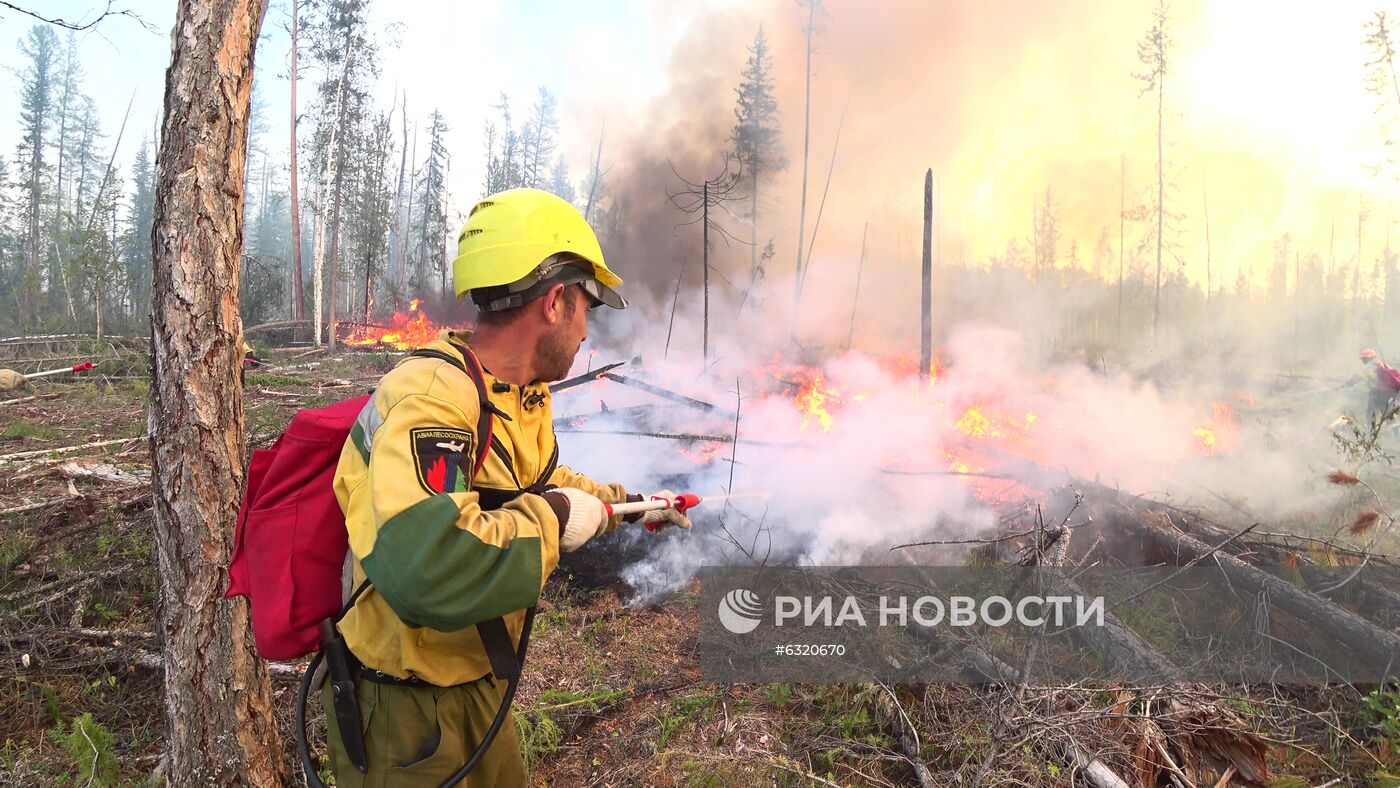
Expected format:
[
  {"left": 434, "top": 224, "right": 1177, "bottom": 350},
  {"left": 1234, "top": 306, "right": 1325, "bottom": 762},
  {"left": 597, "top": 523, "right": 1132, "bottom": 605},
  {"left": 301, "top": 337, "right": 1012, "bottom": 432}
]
[
  {"left": 438, "top": 605, "right": 536, "bottom": 788},
  {"left": 296, "top": 650, "right": 328, "bottom": 788},
  {"left": 295, "top": 607, "right": 537, "bottom": 788}
]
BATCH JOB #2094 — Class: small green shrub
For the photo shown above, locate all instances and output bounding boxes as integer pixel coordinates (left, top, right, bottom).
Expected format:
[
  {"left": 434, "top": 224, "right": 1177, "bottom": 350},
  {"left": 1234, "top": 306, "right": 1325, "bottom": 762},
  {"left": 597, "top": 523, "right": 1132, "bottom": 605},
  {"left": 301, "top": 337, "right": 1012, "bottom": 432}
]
[{"left": 59, "top": 713, "right": 118, "bottom": 787}]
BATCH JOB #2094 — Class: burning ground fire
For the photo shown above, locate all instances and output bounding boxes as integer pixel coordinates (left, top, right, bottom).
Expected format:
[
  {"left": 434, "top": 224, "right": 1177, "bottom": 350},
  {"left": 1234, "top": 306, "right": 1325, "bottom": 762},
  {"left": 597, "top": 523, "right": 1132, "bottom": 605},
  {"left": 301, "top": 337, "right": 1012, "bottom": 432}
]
[
  {"left": 339, "top": 315, "right": 1239, "bottom": 504},
  {"left": 1192, "top": 401, "right": 1238, "bottom": 456},
  {"left": 342, "top": 299, "right": 446, "bottom": 350},
  {"left": 577, "top": 326, "right": 1296, "bottom": 608},
  {"left": 678, "top": 350, "right": 1245, "bottom": 504}
]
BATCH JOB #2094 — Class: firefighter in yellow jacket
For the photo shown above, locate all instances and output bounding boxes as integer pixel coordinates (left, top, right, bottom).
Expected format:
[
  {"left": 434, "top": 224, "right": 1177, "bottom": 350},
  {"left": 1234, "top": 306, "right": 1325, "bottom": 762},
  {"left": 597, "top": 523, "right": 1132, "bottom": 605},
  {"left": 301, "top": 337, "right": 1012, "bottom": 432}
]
[{"left": 327, "top": 188, "right": 690, "bottom": 786}]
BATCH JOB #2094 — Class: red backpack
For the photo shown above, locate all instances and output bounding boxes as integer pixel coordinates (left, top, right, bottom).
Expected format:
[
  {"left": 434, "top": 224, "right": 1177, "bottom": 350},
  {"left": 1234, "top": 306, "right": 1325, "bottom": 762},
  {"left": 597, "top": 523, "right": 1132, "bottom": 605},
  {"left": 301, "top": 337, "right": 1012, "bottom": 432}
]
[
  {"left": 226, "top": 347, "right": 493, "bottom": 660},
  {"left": 1381, "top": 364, "right": 1400, "bottom": 393}
]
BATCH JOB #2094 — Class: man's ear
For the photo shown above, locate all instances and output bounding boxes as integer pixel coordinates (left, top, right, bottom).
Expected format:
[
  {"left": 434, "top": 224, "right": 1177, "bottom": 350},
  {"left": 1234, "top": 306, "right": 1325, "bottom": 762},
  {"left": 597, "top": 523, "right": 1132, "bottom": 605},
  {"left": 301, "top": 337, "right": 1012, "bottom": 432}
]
[{"left": 540, "top": 283, "right": 568, "bottom": 325}]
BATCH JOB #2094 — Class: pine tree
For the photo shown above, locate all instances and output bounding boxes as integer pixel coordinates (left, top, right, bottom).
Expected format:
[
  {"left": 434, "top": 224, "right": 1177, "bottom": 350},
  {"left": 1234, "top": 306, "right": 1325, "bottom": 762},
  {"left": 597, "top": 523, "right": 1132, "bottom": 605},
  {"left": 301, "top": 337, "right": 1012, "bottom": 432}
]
[
  {"left": 150, "top": 0, "right": 286, "bottom": 780},
  {"left": 484, "top": 92, "right": 522, "bottom": 194},
  {"left": 0, "top": 154, "right": 15, "bottom": 329},
  {"left": 732, "top": 26, "right": 785, "bottom": 279},
  {"left": 547, "top": 154, "right": 575, "bottom": 204},
  {"left": 416, "top": 110, "right": 450, "bottom": 293},
  {"left": 347, "top": 110, "right": 394, "bottom": 319},
  {"left": 306, "top": 0, "right": 376, "bottom": 345},
  {"left": 15, "top": 25, "right": 59, "bottom": 330},
  {"left": 123, "top": 136, "right": 156, "bottom": 320},
  {"left": 522, "top": 87, "right": 558, "bottom": 189}
]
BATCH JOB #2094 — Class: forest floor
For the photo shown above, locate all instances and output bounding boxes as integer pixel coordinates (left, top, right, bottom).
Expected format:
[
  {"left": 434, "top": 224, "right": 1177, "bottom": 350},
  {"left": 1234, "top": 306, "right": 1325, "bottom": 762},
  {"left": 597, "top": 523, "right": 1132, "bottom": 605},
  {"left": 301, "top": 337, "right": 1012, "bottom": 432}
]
[{"left": 0, "top": 348, "right": 1397, "bottom": 786}]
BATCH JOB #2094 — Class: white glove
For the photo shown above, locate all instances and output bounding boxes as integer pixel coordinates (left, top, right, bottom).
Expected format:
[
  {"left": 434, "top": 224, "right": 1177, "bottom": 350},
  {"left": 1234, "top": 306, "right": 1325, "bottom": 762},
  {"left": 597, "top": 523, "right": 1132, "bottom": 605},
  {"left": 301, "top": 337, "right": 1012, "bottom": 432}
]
[
  {"left": 638, "top": 489, "right": 693, "bottom": 531},
  {"left": 549, "top": 487, "right": 609, "bottom": 551}
]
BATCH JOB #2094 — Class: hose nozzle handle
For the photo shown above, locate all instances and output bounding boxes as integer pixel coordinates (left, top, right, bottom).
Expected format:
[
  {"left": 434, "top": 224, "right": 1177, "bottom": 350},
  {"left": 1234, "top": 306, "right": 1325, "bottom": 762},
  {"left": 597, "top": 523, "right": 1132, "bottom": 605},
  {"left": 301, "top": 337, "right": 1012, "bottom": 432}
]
[{"left": 642, "top": 493, "right": 702, "bottom": 532}]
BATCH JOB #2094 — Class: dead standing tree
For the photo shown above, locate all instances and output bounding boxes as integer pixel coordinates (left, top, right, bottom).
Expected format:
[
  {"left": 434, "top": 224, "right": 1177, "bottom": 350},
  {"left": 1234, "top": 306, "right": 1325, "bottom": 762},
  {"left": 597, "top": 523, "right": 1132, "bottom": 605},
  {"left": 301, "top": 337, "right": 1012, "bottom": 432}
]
[
  {"left": 149, "top": 0, "right": 286, "bottom": 785},
  {"left": 791, "top": 0, "right": 827, "bottom": 341},
  {"left": 1135, "top": 0, "right": 1170, "bottom": 347},
  {"left": 920, "top": 169, "right": 932, "bottom": 385},
  {"left": 667, "top": 158, "right": 744, "bottom": 362},
  {"left": 287, "top": 0, "right": 305, "bottom": 324}
]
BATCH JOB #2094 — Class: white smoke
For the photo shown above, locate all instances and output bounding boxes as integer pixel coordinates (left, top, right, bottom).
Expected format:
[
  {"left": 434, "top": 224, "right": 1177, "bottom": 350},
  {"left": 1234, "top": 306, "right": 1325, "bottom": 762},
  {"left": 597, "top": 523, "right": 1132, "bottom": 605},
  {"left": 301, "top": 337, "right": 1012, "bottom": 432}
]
[{"left": 547, "top": 266, "right": 1368, "bottom": 604}]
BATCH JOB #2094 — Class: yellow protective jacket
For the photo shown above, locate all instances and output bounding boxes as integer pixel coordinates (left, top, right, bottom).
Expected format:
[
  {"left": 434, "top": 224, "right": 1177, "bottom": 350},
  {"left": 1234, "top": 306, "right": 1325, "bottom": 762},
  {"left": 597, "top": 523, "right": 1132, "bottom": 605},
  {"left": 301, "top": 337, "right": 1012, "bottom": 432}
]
[{"left": 333, "top": 330, "right": 629, "bottom": 686}]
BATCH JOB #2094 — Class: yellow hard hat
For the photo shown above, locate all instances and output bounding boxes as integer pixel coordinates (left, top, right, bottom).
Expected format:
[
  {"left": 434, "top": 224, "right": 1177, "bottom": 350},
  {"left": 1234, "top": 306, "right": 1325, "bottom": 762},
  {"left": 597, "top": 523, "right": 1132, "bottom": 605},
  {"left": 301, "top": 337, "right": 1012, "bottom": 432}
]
[{"left": 452, "top": 189, "right": 625, "bottom": 309}]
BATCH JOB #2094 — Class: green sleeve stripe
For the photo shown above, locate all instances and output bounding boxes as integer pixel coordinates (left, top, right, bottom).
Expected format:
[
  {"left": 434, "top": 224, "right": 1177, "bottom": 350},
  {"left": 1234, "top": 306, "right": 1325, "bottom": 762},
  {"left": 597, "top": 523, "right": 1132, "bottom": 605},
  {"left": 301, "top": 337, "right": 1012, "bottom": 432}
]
[
  {"left": 362, "top": 494, "right": 542, "bottom": 631},
  {"left": 348, "top": 421, "right": 370, "bottom": 464}
]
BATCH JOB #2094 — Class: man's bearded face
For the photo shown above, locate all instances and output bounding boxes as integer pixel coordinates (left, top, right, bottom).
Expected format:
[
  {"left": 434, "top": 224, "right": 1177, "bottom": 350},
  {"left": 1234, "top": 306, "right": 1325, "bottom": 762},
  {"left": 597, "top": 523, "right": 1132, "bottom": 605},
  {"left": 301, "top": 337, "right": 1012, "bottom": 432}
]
[{"left": 536, "top": 287, "right": 586, "bottom": 382}]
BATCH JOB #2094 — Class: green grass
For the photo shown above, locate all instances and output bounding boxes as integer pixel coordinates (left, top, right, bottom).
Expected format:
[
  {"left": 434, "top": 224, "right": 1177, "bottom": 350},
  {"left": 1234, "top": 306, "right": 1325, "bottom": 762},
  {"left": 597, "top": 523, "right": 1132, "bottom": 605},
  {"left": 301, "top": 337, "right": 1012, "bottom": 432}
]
[
  {"left": 515, "top": 687, "right": 626, "bottom": 772},
  {"left": 1, "top": 421, "right": 59, "bottom": 440},
  {"left": 246, "top": 372, "right": 313, "bottom": 388},
  {"left": 655, "top": 691, "right": 721, "bottom": 751},
  {"left": 0, "top": 532, "right": 36, "bottom": 579}
]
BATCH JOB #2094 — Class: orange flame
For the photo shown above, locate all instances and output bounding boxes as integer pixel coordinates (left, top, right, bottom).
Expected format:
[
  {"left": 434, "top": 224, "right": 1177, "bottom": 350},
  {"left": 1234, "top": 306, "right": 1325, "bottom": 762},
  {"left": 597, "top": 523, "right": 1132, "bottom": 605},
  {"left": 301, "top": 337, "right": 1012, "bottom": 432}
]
[
  {"left": 956, "top": 405, "right": 993, "bottom": 438},
  {"left": 677, "top": 442, "right": 725, "bottom": 465},
  {"left": 793, "top": 371, "right": 839, "bottom": 431},
  {"left": 343, "top": 300, "right": 445, "bottom": 350},
  {"left": 954, "top": 405, "right": 1037, "bottom": 442},
  {"left": 1192, "top": 402, "right": 1236, "bottom": 456}
]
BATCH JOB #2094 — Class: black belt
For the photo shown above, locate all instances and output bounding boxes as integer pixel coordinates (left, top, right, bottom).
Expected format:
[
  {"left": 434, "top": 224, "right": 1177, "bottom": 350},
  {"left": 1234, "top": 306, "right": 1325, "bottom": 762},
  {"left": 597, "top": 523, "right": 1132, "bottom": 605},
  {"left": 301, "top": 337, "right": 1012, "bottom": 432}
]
[
  {"left": 355, "top": 661, "right": 492, "bottom": 690},
  {"left": 347, "top": 614, "right": 521, "bottom": 691}
]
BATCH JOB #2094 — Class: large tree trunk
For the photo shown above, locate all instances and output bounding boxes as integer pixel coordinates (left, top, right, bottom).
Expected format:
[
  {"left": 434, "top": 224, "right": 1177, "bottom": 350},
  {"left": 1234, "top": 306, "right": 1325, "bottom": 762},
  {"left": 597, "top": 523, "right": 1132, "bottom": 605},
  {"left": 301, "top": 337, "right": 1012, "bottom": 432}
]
[{"left": 149, "top": 1, "right": 285, "bottom": 785}]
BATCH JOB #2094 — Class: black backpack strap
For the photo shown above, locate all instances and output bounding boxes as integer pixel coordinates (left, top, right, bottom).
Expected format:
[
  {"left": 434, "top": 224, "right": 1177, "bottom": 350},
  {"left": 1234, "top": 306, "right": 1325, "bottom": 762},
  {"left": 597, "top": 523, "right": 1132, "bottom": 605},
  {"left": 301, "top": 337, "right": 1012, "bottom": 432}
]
[
  {"left": 475, "top": 615, "right": 523, "bottom": 681},
  {"left": 524, "top": 441, "right": 560, "bottom": 495}
]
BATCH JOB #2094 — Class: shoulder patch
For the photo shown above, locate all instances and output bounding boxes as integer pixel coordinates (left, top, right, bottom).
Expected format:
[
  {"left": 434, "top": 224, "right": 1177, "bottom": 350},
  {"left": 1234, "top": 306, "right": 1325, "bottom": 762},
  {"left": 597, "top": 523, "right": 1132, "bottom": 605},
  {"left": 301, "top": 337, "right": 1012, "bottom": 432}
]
[{"left": 410, "top": 427, "right": 475, "bottom": 495}]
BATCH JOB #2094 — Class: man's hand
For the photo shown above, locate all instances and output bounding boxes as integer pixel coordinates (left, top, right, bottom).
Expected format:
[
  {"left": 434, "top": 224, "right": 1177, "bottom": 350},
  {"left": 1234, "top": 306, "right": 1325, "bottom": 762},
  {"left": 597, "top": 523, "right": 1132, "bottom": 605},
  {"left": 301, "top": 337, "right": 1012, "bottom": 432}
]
[
  {"left": 542, "top": 487, "right": 609, "bottom": 551},
  {"left": 638, "top": 489, "right": 693, "bottom": 531},
  {"left": 0, "top": 370, "right": 26, "bottom": 392}
]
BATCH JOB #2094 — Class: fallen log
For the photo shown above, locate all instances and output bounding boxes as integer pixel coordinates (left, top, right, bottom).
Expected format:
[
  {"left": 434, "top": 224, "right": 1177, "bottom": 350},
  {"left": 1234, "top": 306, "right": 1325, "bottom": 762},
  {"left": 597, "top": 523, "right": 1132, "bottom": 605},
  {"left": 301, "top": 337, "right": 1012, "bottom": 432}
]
[
  {"left": 57, "top": 462, "right": 148, "bottom": 487},
  {"left": 1113, "top": 507, "right": 1400, "bottom": 675},
  {"left": 598, "top": 372, "right": 734, "bottom": 417},
  {"left": 0, "top": 497, "right": 69, "bottom": 516},
  {"left": 244, "top": 319, "right": 312, "bottom": 335},
  {"left": 0, "top": 436, "right": 146, "bottom": 465},
  {"left": 1049, "top": 569, "right": 1185, "bottom": 683},
  {"left": 553, "top": 427, "right": 804, "bottom": 449},
  {"left": 1070, "top": 745, "right": 1131, "bottom": 788},
  {"left": 0, "top": 393, "right": 62, "bottom": 407},
  {"left": 549, "top": 359, "right": 631, "bottom": 393},
  {"left": 82, "top": 645, "right": 304, "bottom": 680}
]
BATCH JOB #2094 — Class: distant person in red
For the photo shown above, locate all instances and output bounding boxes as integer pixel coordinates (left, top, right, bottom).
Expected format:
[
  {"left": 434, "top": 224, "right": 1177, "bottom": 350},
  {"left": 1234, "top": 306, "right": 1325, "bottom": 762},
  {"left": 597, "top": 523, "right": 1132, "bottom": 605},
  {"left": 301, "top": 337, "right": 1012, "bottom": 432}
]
[{"left": 1360, "top": 348, "right": 1400, "bottom": 427}]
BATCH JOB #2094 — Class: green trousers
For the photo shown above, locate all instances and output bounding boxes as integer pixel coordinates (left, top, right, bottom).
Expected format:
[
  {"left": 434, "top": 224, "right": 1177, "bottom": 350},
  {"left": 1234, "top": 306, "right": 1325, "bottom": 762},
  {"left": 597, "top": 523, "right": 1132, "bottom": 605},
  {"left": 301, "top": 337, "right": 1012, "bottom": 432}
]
[{"left": 322, "top": 674, "right": 527, "bottom": 787}]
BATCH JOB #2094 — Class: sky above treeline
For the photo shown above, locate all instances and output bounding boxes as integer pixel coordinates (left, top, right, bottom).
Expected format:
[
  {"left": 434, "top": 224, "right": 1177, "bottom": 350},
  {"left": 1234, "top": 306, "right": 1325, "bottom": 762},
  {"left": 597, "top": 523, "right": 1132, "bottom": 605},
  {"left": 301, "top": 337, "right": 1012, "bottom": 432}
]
[{"left": 4, "top": 0, "right": 1400, "bottom": 296}]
